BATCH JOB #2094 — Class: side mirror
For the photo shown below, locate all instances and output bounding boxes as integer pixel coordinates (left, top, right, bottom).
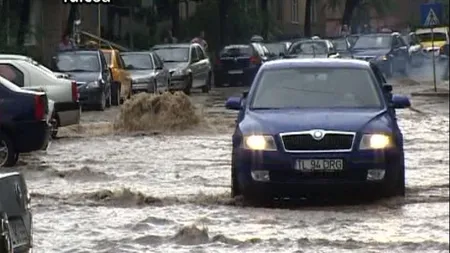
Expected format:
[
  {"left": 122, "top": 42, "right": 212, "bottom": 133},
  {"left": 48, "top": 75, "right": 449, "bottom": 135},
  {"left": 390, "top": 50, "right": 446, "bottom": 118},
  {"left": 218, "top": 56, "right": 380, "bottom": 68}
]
[
  {"left": 383, "top": 84, "right": 393, "bottom": 92},
  {"left": 225, "top": 96, "right": 242, "bottom": 110},
  {"left": 391, "top": 94, "right": 411, "bottom": 109}
]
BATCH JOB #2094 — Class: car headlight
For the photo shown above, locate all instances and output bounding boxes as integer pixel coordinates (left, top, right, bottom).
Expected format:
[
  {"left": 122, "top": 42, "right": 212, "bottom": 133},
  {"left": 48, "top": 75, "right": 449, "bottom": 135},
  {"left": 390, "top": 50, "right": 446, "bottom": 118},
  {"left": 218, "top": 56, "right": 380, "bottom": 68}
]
[
  {"left": 172, "top": 69, "right": 186, "bottom": 77},
  {"left": 87, "top": 81, "right": 99, "bottom": 88},
  {"left": 359, "top": 134, "right": 393, "bottom": 150},
  {"left": 376, "top": 55, "right": 388, "bottom": 61},
  {"left": 243, "top": 135, "right": 277, "bottom": 151}
]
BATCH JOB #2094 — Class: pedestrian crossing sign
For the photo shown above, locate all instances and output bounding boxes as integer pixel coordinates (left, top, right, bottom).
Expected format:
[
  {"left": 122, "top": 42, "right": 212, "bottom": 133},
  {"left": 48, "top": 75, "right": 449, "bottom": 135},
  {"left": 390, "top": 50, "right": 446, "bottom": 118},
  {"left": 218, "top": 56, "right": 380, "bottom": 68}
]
[{"left": 420, "top": 3, "right": 443, "bottom": 27}]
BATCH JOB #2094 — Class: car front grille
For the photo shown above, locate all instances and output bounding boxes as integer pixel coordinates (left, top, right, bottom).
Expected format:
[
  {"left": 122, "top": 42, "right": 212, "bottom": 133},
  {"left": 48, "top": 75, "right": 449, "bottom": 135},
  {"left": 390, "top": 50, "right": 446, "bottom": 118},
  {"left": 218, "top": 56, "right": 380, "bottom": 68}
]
[{"left": 281, "top": 132, "right": 354, "bottom": 151}]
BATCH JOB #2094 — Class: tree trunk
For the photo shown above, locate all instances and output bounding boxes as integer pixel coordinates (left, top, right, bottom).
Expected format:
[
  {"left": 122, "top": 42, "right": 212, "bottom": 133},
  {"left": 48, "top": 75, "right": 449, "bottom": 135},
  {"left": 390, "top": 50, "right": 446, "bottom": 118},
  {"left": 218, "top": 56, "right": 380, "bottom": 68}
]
[
  {"left": 260, "top": 0, "right": 268, "bottom": 39},
  {"left": 219, "top": 0, "right": 229, "bottom": 49},
  {"left": 304, "top": 0, "right": 312, "bottom": 37},
  {"left": 170, "top": 0, "right": 179, "bottom": 38},
  {"left": 16, "top": 0, "right": 31, "bottom": 46},
  {"left": 341, "top": 0, "right": 361, "bottom": 27}
]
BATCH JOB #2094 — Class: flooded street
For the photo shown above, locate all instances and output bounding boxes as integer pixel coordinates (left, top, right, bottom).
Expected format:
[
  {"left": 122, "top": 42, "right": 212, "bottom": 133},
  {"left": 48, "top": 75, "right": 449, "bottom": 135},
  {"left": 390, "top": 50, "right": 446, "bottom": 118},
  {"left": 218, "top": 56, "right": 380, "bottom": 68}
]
[{"left": 8, "top": 77, "right": 449, "bottom": 252}]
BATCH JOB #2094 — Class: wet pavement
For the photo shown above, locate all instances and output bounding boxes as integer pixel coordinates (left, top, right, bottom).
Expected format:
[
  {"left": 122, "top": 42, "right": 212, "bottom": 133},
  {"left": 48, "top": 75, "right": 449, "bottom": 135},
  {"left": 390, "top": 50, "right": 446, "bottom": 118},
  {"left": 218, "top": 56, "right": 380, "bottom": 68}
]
[{"left": 6, "top": 68, "right": 450, "bottom": 252}]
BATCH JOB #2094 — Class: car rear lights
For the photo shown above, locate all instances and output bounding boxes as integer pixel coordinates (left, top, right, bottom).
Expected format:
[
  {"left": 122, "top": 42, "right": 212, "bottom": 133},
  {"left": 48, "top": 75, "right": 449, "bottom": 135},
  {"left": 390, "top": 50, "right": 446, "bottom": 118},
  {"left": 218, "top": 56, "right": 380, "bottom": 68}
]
[
  {"left": 250, "top": 56, "right": 260, "bottom": 65},
  {"left": 71, "top": 81, "right": 79, "bottom": 102},
  {"left": 34, "top": 95, "right": 45, "bottom": 120}
]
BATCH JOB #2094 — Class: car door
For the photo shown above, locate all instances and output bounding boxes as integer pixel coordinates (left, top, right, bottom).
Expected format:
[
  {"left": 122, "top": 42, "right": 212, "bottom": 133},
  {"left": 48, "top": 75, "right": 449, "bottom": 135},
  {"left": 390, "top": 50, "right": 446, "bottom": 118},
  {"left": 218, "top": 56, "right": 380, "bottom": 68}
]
[
  {"left": 154, "top": 53, "right": 169, "bottom": 89},
  {"left": 189, "top": 46, "right": 202, "bottom": 88},
  {"left": 99, "top": 52, "right": 111, "bottom": 95},
  {"left": 195, "top": 45, "right": 209, "bottom": 84},
  {"left": 116, "top": 53, "right": 131, "bottom": 99},
  {"left": 151, "top": 53, "right": 163, "bottom": 87}
]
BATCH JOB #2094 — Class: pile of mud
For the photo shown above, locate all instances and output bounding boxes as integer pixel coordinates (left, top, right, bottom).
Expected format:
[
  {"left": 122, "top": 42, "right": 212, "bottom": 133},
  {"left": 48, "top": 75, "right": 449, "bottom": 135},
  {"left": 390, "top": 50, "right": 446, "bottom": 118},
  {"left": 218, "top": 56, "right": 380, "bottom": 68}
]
[{"left": 114, "top": 92, "right": 202, "bottom": 132}]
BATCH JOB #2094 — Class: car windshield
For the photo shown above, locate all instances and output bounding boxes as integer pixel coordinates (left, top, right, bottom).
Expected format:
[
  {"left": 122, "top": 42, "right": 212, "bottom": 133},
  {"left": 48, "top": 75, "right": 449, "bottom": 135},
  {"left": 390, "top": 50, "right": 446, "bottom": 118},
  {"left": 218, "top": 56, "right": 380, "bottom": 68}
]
[
  {"left": 55, "top": 53, "right": 100, "bottom": 72},
  {"left": 0, "top": 75, "right": 23, "bottom": 92},
  {"left": 288, "top": 41, "right": 328, "bottom": 55},
  {"left": 121, "top": 54, "right": 153, "bottom": 70},
  {"left": 416, "top": 32, "right": 447, "bottom": 42},
  {"left": 153, "top": 47, "right": 189, "bottom": 62},
  {"left": 332, "top": 39, "right": 348, "bottom": 51},
  {"left": 103, "top": 52, "right": 112, "bottom": 64},
  {"left": 220, "top": 45, "right": 252, "bottom": 57},
  {"left": 353, "top": 35, "right": 391, "bottom": 49},
  {"left": 251, "top": 67, "right": 382, "bottom": 109},
  {"left": 264, "top": 43, "right": 285, "bottom": 55}
]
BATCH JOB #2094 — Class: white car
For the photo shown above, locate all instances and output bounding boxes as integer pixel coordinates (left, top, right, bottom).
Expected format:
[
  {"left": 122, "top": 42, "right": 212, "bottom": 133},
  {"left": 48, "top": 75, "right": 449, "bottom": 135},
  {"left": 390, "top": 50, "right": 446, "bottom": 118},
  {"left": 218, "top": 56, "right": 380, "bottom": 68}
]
[{"left": 0, "top": 55, "right": 80, "bottom": 137}]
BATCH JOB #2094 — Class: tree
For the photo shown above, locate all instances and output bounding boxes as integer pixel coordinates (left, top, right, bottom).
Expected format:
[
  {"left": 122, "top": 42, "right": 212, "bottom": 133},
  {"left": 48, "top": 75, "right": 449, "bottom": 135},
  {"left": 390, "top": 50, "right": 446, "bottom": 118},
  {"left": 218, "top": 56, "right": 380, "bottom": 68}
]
[
  {"left": 16, "top": 0, "right": 31, "bottom": 46},
  {"left": 260, "top": 0, "right": 268, "bottom": 38}
]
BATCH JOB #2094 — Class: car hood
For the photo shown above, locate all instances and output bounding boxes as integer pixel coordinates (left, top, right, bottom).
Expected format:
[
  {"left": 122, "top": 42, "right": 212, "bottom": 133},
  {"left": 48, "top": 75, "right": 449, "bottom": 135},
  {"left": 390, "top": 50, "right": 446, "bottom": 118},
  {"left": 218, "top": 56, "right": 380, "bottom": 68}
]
[
  {"left": 127, "top": 69, "right": 156, "bottom": 79},
  {"left": 64, "top": 71, "right": 100, "bottom": 83},
  {"left": 285, "top": 54, "right": 329, "bottom": 59},
  {"left": 421, "top": 41, "right": 447, "bottom": 49},
  {"left": 163, "top": 62, "right": 188, "bottom": 71},
  {"left": 240, "top": 108, "right": 390, "bottom": 134},
  {"left": 352, "top": 49, "right": 390, "bottom": 57}
]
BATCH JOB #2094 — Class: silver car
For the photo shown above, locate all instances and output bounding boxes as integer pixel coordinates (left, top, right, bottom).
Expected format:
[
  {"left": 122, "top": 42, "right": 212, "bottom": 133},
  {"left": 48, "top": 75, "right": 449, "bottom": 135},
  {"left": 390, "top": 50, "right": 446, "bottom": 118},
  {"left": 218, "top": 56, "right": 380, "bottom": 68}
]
[
  {"left": 151, "top": 43, "right": 212, "bottom": 95},
  {"left": 120, "top": 51, "right": 170, "bottom": 94}
]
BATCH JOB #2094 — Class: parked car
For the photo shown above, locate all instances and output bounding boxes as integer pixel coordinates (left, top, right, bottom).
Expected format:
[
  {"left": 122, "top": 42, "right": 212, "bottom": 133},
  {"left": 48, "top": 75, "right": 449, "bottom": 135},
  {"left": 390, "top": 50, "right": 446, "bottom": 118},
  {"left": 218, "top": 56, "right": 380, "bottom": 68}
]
[
  {"left": 101, "top": 49, "right": 132, "bottom": 103},
  {"left": 120, "top": 51, "right": 170, "bottom": 94},
  {"left": 0, "top": 54, "right": 68, "bottom": 79},
  {"left": 351, "top": 33, "right": 409, "bottom": 78},
  {"left": 264, "top": 41, "right": 292, "bottom": 59},
  {"left": 285, "top": 39, "right": 339, "bottom": 59},
  {"left": 0, "top": 172, "right": 32, "bottom": 252},
  {"left": 224, "top": 58, "right": 410, "bottom": 204},
  {"left": 0, "top": 55, "right": 80, "bottom": 138},
  {"left": 0, "top": 76, "right": 50, "bottom": 167},
  {"left": 51, "top": 49, "right": 115, "bottom": 111},
  {"left": 214, "top": 43, "right": 268, "bottom": 87},
  {"left": 346, "top": 34, "right": 361, "bottom": 47},
  {"left": 151, "top": 43, "right": 212, "bottom": 94},
  {"left": 330, "top": 37, "right": 353, "bottom": 58},
  {"left": 400, "top": 32, "right": 424, "bottom": 67}
]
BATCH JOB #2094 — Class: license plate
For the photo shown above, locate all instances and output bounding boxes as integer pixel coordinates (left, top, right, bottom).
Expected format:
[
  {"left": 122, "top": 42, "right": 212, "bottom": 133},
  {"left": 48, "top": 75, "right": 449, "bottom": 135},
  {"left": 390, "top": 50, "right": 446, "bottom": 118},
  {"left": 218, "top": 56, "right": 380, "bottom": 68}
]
[
  {"left": 9, "top": 219, "right": 29, "bottom": 247},
  {"left": 228, "top": 70, "right": 243, "bottom": 74},
  {"left": 295, "top": 159, "right": 343, "bottom": 171}
]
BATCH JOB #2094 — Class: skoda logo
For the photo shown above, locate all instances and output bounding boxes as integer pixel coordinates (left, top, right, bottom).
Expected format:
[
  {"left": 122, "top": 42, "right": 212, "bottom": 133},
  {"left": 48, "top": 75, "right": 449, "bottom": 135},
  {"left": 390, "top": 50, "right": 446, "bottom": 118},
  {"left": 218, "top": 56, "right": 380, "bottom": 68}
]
[{"left": 311, "top": 130, "right": 325, "bottom": 140}]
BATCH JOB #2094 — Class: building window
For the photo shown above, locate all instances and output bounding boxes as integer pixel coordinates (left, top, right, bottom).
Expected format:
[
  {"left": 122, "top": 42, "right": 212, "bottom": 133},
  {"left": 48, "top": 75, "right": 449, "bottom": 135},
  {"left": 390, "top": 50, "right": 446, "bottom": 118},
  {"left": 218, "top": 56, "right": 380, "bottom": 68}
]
[
  {"left": 277, "top": 0, "right": 283, "bottom": 21},
  {"left": 291, "top": 0, "right": 299, "bottom": 23}
]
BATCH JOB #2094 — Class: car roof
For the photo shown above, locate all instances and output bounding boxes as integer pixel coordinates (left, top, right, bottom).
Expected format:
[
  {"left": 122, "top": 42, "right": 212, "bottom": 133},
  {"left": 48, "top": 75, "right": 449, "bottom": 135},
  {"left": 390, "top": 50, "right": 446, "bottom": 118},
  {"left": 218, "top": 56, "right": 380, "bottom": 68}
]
[
  {"left": 0, "top": 54, "right": 30, "bottom": 60},
  {"left": 152, "top": 44, "right": 191, "bottom": 49},
  {"left": 262, "top": 58, "right": 370, "bottom": 70},
  {"left": 120, "top": 51, "right": 151, "bottom": 55}
]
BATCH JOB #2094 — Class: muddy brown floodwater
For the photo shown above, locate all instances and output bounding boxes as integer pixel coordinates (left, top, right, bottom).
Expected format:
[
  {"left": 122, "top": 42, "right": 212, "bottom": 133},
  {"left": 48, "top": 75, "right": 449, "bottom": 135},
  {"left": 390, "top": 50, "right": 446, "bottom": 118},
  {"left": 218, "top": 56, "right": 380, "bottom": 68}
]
[{"left": 4, "top": 79, "right": 449, "bottom": 253}]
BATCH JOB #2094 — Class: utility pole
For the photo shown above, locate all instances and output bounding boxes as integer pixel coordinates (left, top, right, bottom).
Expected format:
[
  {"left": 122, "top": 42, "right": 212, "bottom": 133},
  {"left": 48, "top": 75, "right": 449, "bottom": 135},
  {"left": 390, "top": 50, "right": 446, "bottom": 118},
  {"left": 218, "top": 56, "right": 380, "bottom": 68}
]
[{"left": 98, "top": 4, "right": 101, "bottom": 47}]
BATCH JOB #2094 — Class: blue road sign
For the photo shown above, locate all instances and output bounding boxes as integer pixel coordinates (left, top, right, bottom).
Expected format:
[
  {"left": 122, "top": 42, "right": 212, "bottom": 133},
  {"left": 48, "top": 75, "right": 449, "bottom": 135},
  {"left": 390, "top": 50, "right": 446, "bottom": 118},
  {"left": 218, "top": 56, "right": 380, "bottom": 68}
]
[{"left": 420, "top": 3, "right": 443, "bottom": 27}]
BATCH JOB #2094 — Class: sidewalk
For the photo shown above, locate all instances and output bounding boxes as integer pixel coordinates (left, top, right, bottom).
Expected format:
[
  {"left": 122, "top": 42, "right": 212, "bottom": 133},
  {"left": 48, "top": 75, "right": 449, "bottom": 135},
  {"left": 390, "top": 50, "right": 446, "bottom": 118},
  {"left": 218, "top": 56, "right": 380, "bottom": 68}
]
[{"left": 410, "top": 80, "right": 449, "bottom": 98}]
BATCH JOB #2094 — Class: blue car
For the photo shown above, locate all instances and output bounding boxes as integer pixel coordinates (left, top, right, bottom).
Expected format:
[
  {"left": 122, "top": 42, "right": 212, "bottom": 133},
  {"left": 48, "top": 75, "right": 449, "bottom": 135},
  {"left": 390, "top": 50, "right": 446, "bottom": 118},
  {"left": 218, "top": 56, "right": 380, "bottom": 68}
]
[{"left": 225, "top": 58, "right": 411, "bottom": 203}]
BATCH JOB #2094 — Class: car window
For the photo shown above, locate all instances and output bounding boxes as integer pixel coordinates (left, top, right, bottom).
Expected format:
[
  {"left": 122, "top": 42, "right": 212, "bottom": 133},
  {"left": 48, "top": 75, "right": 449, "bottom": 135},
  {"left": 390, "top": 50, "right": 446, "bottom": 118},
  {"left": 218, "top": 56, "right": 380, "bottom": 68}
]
[
  {"left": 55, "top": 53, "right": 100, "bottom": 72},
  {"left": 353, "top": 35, "right": 392, "bottom": 50},
  {"left": 220, "top": 45, "right": 253, "bottom": 57},
  {"left": 103, "top": 52, "right": 112, "bottom": 65},
  {"left": 0, "top": 64, "right": 25, "bottom": 87},
  {"left": 264, "top": 43, "right": 285, "bottom": 55},
  {"left": 190, "top": 46, "right": 198, "bottom": 61},
  {"left": 288, "top": 41, "right": 328, "bottom": 54},
  {"left": 0, "top": 75, "right": 24, "bottom": 92},
  {"left": 118, "top": 55, "right": 126, "bottom": 69},
  {"left": 155, "top": 54, "right": 165, "bottom": 68},
  {"left": 196, "top": 46, "right": 205, "bottom": 59},
  {"left": 121, "top": 54, "right": 154, "bottom": 70},
  {"left": 251, "top": 67, "right": 382, "bottom": 109},
  {"left": 416, "top": 32, "right": 447, "bottom": 42},
  {"left": 153, "top": 47, "right": 189, "bottom": 62}
]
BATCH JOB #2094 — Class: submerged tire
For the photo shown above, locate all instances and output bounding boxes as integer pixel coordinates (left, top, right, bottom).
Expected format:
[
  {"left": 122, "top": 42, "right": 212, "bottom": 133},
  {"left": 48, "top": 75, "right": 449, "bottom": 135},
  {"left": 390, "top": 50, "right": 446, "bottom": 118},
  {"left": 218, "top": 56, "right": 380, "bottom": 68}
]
[{"left": 0, "top": 133, "right": 17, "bottom": 168}]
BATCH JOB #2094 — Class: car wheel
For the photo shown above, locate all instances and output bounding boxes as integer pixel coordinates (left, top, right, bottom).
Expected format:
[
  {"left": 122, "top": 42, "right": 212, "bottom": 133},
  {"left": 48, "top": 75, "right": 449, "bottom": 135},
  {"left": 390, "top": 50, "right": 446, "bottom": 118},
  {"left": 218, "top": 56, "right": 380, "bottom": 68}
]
[
  {"left": 50, "top": 114, "right": 59, "bottom": 139},
  {"left": 183, "top": 75, "right": 192, "bottom": 95},
  {"left": 231, "top": 166, "right": 240, "bottom": 198},
  {"left": 201, "top": 72, "right": 211, "bottom": 93},
  {"left": 0, "top": 213, "right": 13, "bottom": 253},
  {"left": 96, "top": 92, "right": 106, "bottom": 111},
  {"left": 106, "top": 89, "right": 112, "bottom": 108},
  {"left": 111, "top": 81, "right": 120, "bottom": 106},
  {"left": 0, "top": 133, "right": 17, "bottom": 168},
  {"left": 381, "top": 166, "right": 404, "bottom": 198}
]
